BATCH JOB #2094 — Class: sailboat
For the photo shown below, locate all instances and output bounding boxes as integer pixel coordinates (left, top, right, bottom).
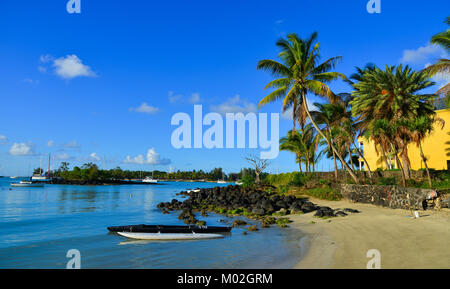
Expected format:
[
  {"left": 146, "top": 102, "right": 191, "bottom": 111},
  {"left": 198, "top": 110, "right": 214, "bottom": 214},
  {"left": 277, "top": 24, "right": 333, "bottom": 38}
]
[
  {"left": 217, "top": 172, "right": 226, "bottom": 184},
  {"left": 142, "top": 168, "right": 158, "bottom": 184},
  {"left": 31, "top": 154, "right": 52, "bottom": 182}
]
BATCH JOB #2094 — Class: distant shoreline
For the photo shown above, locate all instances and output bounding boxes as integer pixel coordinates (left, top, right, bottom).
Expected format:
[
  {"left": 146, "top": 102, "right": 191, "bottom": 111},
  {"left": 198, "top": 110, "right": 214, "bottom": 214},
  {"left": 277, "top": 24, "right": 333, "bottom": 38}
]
[{"left": 27, "top": 179, "right": 234, "bottom": 186}]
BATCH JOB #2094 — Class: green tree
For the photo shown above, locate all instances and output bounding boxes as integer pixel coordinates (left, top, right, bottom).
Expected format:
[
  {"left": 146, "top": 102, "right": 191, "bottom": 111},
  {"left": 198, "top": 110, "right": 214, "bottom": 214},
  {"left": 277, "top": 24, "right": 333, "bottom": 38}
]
[
  {"left": 280, "top": 124, "right": 322, "bottom": 173},
  {"left": 59, "top": 162, "right": 70, "bottom": 172},
  {"left": 408, "top": 115, "right": 445, "bottom": 188},
  {"left": 257, "top": 32, "right": 359, "bottom": 183},
  {"left": 33, "top": 167, "right": 43, "bottom": 175},
  {"left": 351, "top": 65, "right": 435, "bottom": 180},
  {"left": 424, "top": 17, "right": 450, "bottom": 76}
]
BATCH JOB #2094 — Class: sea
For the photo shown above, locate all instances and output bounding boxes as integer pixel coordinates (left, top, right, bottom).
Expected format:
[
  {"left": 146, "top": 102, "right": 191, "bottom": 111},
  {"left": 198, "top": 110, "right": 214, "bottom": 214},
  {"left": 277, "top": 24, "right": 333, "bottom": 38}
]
[{"left": 0, "top": 177, "right": 304, "bottom": 268}]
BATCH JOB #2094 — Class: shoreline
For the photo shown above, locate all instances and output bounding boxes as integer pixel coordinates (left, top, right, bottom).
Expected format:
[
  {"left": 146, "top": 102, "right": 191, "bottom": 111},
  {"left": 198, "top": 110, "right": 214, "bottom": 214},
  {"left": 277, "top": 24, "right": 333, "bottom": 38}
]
[{"left": 289, "top": 198, "right": 450, "bottom": 269}]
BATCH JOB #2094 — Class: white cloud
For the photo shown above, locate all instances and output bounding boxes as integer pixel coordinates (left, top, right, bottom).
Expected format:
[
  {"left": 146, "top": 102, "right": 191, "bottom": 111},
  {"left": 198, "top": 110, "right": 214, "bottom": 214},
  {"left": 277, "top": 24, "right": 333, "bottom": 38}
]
[
  {"left": 23, "top": 78, "right": 40, "bottom": 84},
  {"left": 189, "top": 92, "right": 201, "bottom": 104},
  {"left": 210, "top": 95, "right": 257, "bottom": 115},
  {"left": 400, "top": 44, "right": 447, "bottom": 64},
  {"left": 129, "top": 102, "right": 159, "bottom": 114},
  {"left": 63, "top": 141, "right": 80, "bottom": 149},
  {"left": 89, "top": 152, "right": 101, "bottom": 161},
  {"left": 52, "top": 55, "right": 96, "bottom": 79},
  {"left": 40, "top": 54, "right": 53, "bottom": 63},
  {"left": 0, "top": 135, "right": 7, "bottom": 144},
  {"left": 123, "top": 148, "right": 171, "bottom": 165},
  {"left": 55, "top": 153, "right": 72, "bottom": 160},
  {"left": 9, "top": 142, "right": 36, "bottom": 156},
  {"left": 47, "top": 140, "right": 54, "bottom": 147},
  {"left": 168, "top": 91, "right": 182, "bottom": 104}
]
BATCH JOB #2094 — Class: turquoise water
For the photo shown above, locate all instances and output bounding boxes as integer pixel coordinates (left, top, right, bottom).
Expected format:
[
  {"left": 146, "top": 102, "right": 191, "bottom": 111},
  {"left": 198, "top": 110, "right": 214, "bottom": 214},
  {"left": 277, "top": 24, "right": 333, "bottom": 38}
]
[{"left": 0, "top": 178, "right": 303, "bottom": 268}]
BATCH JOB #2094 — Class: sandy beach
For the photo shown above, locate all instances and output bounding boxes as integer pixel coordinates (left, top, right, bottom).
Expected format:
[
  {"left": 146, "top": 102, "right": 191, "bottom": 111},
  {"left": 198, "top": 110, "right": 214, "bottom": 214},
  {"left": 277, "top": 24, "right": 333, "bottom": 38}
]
[{"left": 290, "top": 198, "right": 450, "bottom": 269}]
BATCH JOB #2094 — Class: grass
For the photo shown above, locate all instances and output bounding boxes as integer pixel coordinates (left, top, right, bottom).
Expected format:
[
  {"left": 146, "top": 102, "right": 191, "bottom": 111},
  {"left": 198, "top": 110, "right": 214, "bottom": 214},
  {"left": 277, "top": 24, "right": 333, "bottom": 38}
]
[{"left": 289, "top": 186, "right": 342, "bottom": 201}]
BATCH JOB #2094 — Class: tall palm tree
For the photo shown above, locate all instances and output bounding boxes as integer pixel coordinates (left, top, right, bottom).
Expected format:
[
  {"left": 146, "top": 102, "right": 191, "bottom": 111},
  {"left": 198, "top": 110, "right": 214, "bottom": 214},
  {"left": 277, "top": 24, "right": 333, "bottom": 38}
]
[
  {"left": 408, "top": 115, "right": 445, "bottom": 188},
  {"left": 310, "top": 102, "right": 346, "bottom": 180},
  {"left": 350, "top": 65, "right": 435, "bottom": 179},
  {"left": 368, "top": 119, "right": 408, "bottom": 187},
  {"left": 424, "top": 17, "right": 450, "bottom": 75},
  {"left": 257, "top": 32, "right": 359, "bottom": 183}
]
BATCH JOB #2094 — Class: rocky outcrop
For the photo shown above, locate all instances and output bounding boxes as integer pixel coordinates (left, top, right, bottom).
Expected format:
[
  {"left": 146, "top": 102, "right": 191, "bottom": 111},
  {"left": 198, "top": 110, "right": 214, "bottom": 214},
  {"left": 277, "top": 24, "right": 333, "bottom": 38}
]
[{"left": 157, "top": 185, "right": 358, "bottom": 226}]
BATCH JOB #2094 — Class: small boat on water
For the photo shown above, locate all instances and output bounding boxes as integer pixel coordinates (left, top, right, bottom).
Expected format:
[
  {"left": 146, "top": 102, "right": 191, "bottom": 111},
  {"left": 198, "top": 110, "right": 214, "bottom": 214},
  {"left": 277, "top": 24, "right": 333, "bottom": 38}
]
[
  {"left": 108, "top": 224, "right": 231, "bottom": 240},
  {"left": 10, "top": 181, "right": 44, "bottom": 188},
  {"left": 142, "top": 176, "right": 158, "bottom": 184},
  {"left": 116, "top": 232, "right": 224, "bottom": 240}
]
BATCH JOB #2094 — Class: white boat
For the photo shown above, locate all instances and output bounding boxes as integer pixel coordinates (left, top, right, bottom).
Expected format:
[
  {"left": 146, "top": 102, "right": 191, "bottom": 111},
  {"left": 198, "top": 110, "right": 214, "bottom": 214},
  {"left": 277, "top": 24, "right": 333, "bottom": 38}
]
[
  {"left": 11, "top": 181, "right": 44, "bottom": 188},
  {"left": 142, "top": 176, "right": 158, "bottom": 184},
  {"left": 31, "top": 175, "right": 50, "bottom": 182},
  {"left": 217, "top": 180, "right": 226, "bottom": 184},
  {"left": 117, "top": 231, "right": 224, "bottom": 240},
  {"left": 235, "top": 181, "right": 243, "bottom": 185}
]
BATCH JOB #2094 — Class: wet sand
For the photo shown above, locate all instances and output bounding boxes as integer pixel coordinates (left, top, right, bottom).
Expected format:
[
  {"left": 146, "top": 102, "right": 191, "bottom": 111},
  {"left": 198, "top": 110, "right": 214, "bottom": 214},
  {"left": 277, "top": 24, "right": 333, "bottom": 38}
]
[{"left": 290, "top": 198, "right": 450, "bottom": 269}]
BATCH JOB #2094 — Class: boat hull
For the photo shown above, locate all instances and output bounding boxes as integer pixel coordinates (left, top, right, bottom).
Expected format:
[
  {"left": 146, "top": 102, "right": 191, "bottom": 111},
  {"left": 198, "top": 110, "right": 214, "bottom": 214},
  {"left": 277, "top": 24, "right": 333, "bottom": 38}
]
[
  {"left": 11, "top": 183, "right": 44, "bottom": 187},
  {"left": 108, "top": 224, "right": 232, "bottom": 234},
  {"left": 117, "top": 231, "right": 224, "bottom": 240}
]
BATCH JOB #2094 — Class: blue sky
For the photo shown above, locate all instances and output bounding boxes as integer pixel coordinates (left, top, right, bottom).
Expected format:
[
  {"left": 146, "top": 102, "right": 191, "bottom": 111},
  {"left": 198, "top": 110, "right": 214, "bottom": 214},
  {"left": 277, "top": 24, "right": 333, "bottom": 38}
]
[{"left": 0, "top": 0, "right": 449, "bottom": 176}]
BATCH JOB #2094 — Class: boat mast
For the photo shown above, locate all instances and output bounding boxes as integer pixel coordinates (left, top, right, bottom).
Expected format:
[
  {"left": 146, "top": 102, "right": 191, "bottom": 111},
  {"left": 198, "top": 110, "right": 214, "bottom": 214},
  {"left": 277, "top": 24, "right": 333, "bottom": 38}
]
[{"left": 48, "top": 153, "right": 51, "bottom": 177}]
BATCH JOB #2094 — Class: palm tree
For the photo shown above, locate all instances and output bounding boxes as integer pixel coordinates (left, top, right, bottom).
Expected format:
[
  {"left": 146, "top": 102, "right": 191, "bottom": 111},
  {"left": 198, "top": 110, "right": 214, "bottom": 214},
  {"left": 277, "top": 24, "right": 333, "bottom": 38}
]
[
  {"left": 369, "top": 119, "right": 408, "bottom": 187},
  {"left": 280, "top": 130, "right": 305, "bottom": 173},
  {"left": 424, "top": 17, "right": 450, "bottom": 76},
  {"left": 408, "top": 115, "right": 445, "bottom": 188},
  {"left": 351, "top": 65, "right": 436, "bottom": 179},
  {"left": 257, "top": 32, "right": 360, "bottom": 184},
  {"left": 310, "top": 102, "right": 346, "bottom": 180},
  {"left": 280, "top": 124, "right": 322, "bottom": 173}
]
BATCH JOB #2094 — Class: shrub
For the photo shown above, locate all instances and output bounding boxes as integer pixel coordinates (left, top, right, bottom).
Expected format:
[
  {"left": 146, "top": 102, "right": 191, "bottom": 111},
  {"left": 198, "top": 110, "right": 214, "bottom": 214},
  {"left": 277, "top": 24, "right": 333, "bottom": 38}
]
[
  {"left": 377, "top": 177, "right": 397, "bottom": 186},
  {"left": 241, "top": 175, "right": 255, "bottom": 188},
  {"left": 304, "top": 187, "right": 342, "bottom": 201},
  {"left": 265, "top": 172, "right": 311, "bottom": 187}
]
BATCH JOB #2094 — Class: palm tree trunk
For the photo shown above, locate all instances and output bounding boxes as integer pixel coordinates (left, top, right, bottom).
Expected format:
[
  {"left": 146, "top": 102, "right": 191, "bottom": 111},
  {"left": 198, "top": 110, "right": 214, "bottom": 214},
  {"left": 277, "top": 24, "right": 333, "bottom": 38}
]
[
  {"left": 292, "top": 99, "right": 297, "bottom": 137},
  {"left": 348, "top": 144, "right": 355, "bottom": 171},
  {"left": 419, "top": 143, "right": 433, "bottom": 188},
  {"left": 332, "top": 150, "right": 338, "bottom": 180},
  {"left": 352, "top": 139, "right": 373, "bottom": 183},
  {"left": 302, "top": 94, "right": 359, "bottom": 183},
  {"left": 400, "top": 150, "right": 411, "bottom": 180},
  {"left": 395, "top": 154, "right": 407, "bottom": 187},
  {"left": 380, "top": 146, "right": 390, "bottom": 170},
  {"left": 297, "top": 154, "right": 302, "bottom": 173}
]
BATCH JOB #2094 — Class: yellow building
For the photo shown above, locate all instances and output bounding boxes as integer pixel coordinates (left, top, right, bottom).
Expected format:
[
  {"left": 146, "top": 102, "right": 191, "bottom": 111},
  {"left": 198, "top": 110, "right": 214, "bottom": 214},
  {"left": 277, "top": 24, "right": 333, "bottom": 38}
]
[{"left": 359, "top": 99, "right": 450, "bottom": 171}]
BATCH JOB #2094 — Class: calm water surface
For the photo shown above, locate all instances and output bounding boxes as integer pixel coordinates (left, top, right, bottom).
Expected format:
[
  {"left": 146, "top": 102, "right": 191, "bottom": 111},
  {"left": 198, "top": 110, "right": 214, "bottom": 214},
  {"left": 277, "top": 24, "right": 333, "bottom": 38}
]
[{"left": 0, "top": 178, "right": 303, "bottom": 268}]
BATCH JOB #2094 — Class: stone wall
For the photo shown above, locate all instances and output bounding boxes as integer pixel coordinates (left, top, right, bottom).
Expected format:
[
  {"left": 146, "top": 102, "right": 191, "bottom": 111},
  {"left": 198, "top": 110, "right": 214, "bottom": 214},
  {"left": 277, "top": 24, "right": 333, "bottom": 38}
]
[
  {"left": 339, "top": 184, "right": 437, "bottom": 210},
  {"left": 311, "top": 170, "right": 437, "bottom": 183}
]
